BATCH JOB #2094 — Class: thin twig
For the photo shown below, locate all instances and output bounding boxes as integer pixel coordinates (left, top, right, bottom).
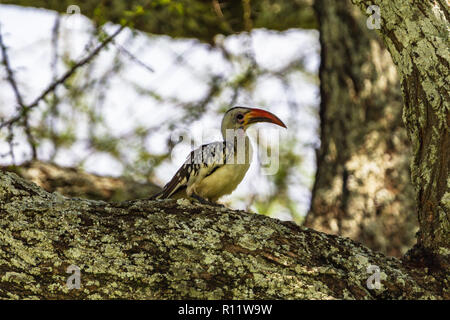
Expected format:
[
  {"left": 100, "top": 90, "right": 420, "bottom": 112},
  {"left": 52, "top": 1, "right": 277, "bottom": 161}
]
[
  {"left": 113, "top": 40, "right": 154, "bottom": 73},
  {"left": 0, "top": 25, "right": 125, "bottom": 131},
  {"left": 0, "top": 24, "right": 37, "bottom": 158},
  {"left": 27, "top": 25, "right": 125, "bottom": 110},
  {"left": 50, "top": 15, "right": 61, "bottom": 79}
]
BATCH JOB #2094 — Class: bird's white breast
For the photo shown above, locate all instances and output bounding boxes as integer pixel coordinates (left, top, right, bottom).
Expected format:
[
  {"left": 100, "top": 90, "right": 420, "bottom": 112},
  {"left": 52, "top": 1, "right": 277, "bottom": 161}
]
[{"left": 194, "top": 142, "right": 252, "bottom": 201}]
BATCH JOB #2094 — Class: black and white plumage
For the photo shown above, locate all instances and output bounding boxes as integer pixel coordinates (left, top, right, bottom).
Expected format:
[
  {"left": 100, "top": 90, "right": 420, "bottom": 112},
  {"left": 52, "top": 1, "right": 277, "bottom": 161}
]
[
  {"left": 153, "top": 107, "right": 286, "bottom": 202},
  {"left": 156, "top": 140, "right": 237, "bottom": 200}
]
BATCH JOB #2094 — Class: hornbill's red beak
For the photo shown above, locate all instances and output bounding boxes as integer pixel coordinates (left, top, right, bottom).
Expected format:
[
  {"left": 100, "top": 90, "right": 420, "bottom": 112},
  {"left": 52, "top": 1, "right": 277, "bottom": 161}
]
[{"left": 245, "top": 108, "right": 287, "bottom": 128}]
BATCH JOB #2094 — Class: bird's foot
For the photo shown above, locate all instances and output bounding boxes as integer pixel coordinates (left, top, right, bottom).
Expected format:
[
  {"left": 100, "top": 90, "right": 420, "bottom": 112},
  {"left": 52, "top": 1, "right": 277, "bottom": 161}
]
[{"left": 191, "top": 194, "right": 224, "bottom": 207}]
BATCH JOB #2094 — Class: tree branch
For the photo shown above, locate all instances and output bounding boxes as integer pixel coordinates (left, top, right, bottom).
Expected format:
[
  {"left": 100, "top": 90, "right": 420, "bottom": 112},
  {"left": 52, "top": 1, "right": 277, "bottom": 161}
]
[{"left": 0, "top": 171, "right": 447, "bottom": 299}]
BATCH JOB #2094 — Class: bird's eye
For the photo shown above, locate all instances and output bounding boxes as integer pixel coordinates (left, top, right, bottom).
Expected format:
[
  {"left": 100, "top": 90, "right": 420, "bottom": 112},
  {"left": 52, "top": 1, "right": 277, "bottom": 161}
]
[{"left": 237, "top": 114, "right": 244, "bottom": 121}]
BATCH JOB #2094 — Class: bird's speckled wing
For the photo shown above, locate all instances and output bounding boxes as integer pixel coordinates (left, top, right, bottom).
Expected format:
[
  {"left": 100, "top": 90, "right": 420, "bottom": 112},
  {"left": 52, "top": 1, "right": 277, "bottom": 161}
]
[{"left": 156, "top": 141, "right": 234, "bottom": 199}]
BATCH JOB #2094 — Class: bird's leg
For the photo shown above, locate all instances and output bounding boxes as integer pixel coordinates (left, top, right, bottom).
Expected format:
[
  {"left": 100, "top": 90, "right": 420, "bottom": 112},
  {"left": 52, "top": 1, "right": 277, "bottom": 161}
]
[{"left": 191, "top": 194, "right": 224, "bottom": 207}]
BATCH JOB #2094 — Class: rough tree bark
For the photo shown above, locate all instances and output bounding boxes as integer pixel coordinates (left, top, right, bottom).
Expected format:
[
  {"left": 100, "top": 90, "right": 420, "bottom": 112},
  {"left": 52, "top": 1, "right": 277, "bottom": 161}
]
[
  {"left": 0, "top": 171, "right": 447, "bottom": 299},
  {"left": 2, "top": 0, "right": 425, "bottom": 258},
  {"left": 351, "top": 0, "right": 449, "bottom": 266},
  {"left": 305, "top": 0, "right": 417, "bottom": 257}
]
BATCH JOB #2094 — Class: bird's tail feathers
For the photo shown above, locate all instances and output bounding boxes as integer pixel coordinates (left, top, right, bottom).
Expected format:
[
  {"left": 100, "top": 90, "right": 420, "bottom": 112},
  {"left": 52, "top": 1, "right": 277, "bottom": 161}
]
[{"left": 149, "top": 190, "right": 164, "bottom": 200}]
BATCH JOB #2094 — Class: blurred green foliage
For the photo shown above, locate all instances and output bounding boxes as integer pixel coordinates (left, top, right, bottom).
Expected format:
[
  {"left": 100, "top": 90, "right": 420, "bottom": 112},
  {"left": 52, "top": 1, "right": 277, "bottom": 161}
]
[{"left": 0, "top": 0, "right": 317, "bottom": 42}]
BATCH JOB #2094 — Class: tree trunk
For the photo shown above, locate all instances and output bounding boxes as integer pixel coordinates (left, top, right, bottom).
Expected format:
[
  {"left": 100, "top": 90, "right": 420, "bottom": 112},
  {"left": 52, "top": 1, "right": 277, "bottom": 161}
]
[
  {"left": 351, "top": 0, "right": 449, "bottom": 267},
  {"left": 0, "top": 171, "right": 447, "bottom": 299},
  {"left": 305, "top": 0, "right": 417, "bottom": 257}
]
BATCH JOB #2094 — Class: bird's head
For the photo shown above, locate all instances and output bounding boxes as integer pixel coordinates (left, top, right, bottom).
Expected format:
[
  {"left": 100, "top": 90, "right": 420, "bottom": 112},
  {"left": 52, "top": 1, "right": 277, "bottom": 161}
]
[{"left": 221, "top": 106, "right": 286, "bottom": 138}]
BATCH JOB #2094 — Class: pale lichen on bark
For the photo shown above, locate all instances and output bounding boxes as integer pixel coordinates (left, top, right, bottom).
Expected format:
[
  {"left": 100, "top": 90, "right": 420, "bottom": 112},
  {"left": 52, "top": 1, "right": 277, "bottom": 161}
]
[{"left": 0, "top": 172, "right": 447, "bottom": 299}]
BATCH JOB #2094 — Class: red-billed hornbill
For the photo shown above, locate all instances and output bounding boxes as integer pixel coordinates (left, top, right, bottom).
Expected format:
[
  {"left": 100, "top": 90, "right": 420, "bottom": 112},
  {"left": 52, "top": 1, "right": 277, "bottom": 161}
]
[{"left": 154, "top": 107, "right": 286, "bottom": 203}]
